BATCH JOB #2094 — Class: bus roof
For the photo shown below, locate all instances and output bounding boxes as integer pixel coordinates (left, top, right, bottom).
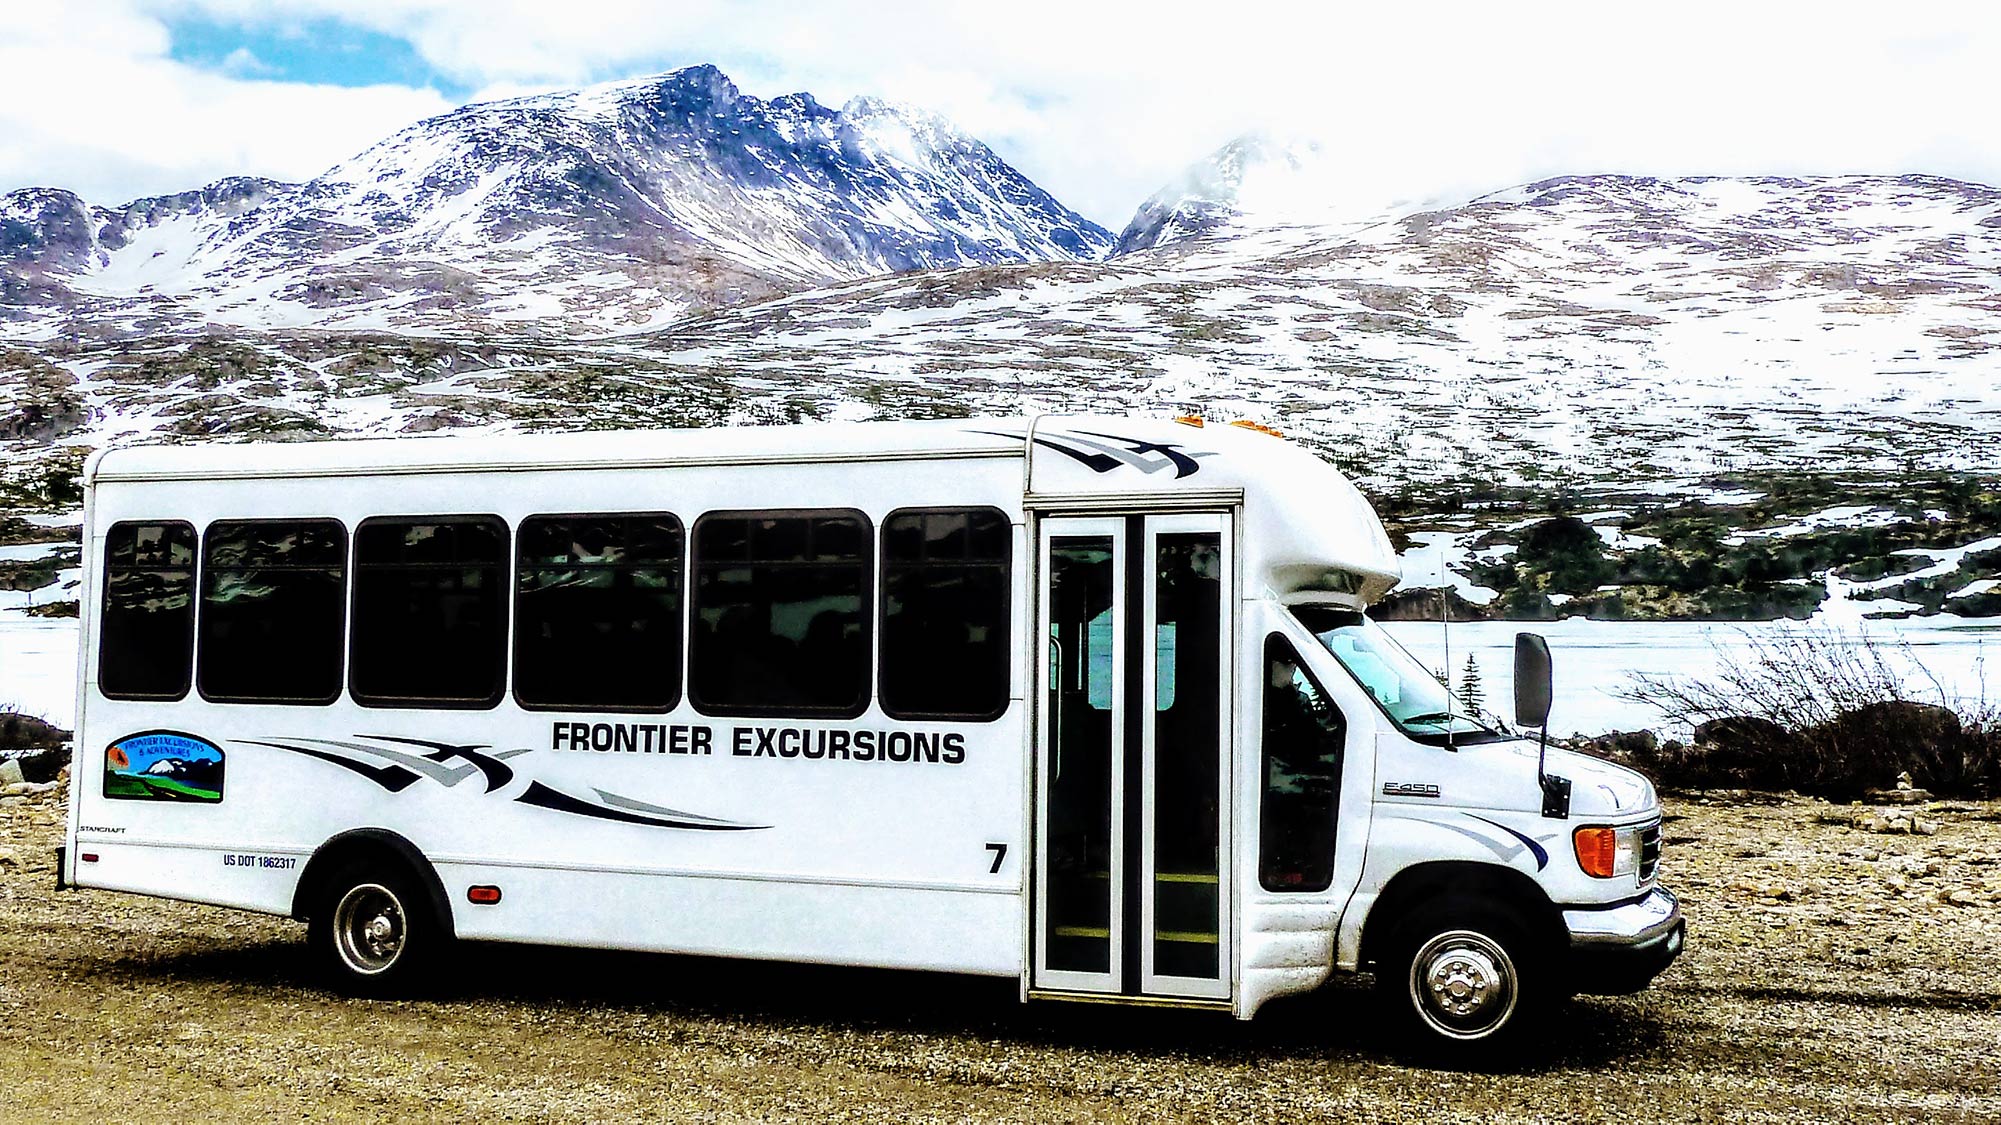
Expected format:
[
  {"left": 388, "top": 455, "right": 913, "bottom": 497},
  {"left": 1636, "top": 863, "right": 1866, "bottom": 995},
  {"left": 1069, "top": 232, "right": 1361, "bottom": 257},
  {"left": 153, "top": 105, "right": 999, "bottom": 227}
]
[{"left": 87, "top": 417, "right": 1026, "bottom": 483}]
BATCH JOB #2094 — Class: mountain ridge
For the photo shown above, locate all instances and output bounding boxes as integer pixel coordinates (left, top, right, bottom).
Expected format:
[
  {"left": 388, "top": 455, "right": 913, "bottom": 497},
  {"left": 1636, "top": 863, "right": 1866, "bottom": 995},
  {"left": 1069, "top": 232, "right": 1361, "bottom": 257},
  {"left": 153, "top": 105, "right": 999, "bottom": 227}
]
[
  {"left": 1, "top": 64, "right": 1113, "bottom": 340},
  {"left": 3, "top": 69, "right": 1999, "bottom": 506}
]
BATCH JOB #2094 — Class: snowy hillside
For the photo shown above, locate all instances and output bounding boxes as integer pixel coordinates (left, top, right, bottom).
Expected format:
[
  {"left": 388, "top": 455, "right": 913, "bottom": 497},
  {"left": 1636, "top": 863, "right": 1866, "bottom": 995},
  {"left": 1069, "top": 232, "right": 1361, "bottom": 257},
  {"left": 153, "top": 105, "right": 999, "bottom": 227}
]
[
  {"left": 584, "top": 171, "right": 2001, "bottom": 488},
  {"left": 6, "top": 171, "right": 1998, "bottom": 494},
  {"left": 0, "top": 65, "right": 1111, "bottom": 339}
]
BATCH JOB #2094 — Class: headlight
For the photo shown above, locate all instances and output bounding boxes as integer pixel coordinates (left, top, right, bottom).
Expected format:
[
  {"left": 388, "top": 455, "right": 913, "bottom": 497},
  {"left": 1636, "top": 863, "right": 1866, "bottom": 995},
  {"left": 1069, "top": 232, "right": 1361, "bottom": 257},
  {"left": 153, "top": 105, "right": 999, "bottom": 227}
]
[{"left": 1573, "top": 825, "right": 1642, "bottom": 879}]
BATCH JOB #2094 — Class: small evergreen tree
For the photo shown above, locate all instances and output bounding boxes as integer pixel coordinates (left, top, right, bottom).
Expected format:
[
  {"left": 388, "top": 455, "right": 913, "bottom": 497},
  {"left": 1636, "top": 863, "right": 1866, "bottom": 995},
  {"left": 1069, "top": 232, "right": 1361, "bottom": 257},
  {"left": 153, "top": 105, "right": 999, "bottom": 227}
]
[{"left": 1458, "top": 653, "right": 1484, "bottom": 716}]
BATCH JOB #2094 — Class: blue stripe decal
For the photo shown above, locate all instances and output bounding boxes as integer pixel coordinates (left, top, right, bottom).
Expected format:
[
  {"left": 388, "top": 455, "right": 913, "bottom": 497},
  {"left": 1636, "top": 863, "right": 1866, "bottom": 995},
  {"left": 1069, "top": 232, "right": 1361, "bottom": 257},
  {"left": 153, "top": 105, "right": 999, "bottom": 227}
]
[{"left": 1468, "top": 814, "right": 1550, "bottom": 871}]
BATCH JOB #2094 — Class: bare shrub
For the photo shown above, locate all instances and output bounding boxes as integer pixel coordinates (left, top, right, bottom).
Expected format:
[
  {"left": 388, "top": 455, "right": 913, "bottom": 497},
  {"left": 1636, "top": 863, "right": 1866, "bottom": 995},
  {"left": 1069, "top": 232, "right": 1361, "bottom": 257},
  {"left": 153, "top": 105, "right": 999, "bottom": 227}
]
[{"left": 1614, "top": 628, "right": 1998, "bottom": 798}]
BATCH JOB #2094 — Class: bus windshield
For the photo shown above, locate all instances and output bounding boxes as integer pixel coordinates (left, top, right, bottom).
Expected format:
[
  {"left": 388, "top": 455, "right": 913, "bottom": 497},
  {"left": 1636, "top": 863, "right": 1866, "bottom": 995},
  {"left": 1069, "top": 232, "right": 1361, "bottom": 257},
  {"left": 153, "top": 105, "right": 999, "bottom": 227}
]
[{"left": 1290, "top": 606, "right": 1506, "bottom": 744}]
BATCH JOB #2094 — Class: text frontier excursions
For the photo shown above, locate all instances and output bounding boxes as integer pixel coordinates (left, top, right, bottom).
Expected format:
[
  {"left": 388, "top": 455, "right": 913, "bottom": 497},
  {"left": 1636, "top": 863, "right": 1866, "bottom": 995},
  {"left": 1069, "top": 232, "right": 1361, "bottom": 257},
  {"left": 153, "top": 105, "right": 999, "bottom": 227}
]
[{"left": 549, "top": 721, "right": 968, "bottom": 764}]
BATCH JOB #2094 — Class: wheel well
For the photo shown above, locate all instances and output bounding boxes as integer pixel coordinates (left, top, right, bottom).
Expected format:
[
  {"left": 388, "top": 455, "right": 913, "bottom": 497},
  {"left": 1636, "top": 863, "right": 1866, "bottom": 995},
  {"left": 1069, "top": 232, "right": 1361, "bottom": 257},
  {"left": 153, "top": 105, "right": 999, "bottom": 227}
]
[
  {"left": 1359, "top": 861, "right": 1564, "bottom": 971},
  {"left": 292, "top": 829, "right": 455, "bottom": 938}
]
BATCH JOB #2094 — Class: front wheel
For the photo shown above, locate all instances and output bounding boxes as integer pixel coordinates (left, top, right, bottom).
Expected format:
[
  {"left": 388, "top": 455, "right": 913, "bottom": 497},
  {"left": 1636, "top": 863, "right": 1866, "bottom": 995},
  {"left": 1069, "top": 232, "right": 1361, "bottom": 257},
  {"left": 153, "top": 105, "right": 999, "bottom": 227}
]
[
  {"left": 1378, "top": 902, "right": 1547, "bottom": 1058},
  {"left": 308, "top": 866, "right": 440, "bottom": 995}
]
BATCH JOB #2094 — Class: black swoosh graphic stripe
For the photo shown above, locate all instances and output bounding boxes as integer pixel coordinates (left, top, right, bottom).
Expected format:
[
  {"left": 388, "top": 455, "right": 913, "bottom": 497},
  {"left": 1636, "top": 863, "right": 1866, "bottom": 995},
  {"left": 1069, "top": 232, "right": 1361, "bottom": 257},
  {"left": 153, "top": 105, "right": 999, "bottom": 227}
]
[
  {"left": 514, "top": 781, "right": 764, "bottom": 831},
  {"left": 287, "top": 737, "right": 477, "bottom": 786},
  {"left": 236, "top": 741, "right": 422, "bottom": 793},
  {"left": 1028, "top": 437, "right": 1124, "bottom": 473},
  {"left": 365, "top": 735, "right": 516, "bottom": 792},
  {"left": 1073, "top": 430, "right": 1205, "bottom": 478},
  {"left": 967, "top": 429, "right": 1126, "bottom": 473}
]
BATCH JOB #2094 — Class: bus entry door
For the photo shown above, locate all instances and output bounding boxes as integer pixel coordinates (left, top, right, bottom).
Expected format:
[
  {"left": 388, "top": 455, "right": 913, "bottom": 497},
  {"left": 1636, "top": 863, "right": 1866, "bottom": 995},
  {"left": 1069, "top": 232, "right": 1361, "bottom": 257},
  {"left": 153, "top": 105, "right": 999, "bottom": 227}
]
[{"left": 1033, "top": 513, "right": 1232, "bottom": 1000}]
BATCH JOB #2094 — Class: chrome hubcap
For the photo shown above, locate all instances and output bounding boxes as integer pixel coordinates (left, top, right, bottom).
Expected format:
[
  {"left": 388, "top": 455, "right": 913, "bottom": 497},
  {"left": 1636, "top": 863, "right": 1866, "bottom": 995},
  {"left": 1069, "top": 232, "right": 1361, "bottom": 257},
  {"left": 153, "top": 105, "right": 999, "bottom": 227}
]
[
  {"left": 333, "top": 883, "right": 406, "bottom": 975},
  {"left": 1409, "top": 929, "right": 1518, "bottom": 1040}
]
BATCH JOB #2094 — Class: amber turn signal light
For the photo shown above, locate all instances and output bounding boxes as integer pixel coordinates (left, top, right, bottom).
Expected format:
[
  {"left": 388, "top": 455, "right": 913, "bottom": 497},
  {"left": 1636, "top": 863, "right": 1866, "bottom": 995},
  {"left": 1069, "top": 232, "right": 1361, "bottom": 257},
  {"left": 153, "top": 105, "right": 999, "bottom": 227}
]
[{"left": 1573, "top": 827, "right": 1618, "bottom": 878}]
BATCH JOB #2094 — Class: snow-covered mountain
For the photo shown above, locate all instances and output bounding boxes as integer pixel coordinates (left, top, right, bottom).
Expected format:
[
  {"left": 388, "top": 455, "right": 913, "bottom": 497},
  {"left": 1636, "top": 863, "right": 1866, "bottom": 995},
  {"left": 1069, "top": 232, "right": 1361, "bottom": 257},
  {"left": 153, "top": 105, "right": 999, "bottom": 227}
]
[
  {"left": 5, "top": 80, "right": 2001, "bottom": 502},
  {"left": 1113, "top": 135, "right": 1332, "bottom": 253},
  {"left": 578, "top": 170, "right": 1999, "bottom": 488},
  {"left": 8, "top": 170, "right": 1996, "bottom": 500},
  {"left": 0, "top": 65, "right": 1112, "bottom": 339},
  {"left": 6, "top": 100, "right": 2001, "bottom": 625}
]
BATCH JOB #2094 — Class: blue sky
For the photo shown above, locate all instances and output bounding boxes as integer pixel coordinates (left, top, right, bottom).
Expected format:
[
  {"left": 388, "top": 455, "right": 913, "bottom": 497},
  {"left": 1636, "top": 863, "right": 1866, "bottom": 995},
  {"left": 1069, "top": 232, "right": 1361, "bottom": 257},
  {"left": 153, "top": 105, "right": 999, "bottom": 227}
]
[
  {"left": 5, "top": 2, "right": 2000, "bottom": 226},
  {"left": 166, "top": 14, "right": 470, "bottom": 97}
]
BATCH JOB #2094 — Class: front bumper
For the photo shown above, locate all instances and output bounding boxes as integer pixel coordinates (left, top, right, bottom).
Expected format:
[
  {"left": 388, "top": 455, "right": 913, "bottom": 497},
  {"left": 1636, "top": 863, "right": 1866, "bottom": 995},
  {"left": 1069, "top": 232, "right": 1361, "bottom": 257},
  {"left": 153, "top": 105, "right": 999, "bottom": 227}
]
[{"left": 1562, "top": 887, "right": 1684, "bottom": 995}]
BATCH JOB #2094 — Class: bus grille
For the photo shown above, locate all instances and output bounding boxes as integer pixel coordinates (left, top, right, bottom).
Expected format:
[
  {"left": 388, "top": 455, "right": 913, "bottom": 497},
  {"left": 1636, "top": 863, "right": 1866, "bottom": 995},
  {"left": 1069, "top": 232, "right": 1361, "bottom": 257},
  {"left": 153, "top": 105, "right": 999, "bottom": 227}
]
[{"left": 1639, "top": 820, "right": 1662, "bottom": 883}]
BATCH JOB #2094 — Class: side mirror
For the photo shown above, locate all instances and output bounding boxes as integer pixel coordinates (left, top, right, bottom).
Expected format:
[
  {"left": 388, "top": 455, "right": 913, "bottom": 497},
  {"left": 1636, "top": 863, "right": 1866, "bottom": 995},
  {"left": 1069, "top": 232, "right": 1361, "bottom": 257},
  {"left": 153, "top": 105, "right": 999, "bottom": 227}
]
[{"left": 1514, "top": 632, "right": 1552, "bottom": 730}]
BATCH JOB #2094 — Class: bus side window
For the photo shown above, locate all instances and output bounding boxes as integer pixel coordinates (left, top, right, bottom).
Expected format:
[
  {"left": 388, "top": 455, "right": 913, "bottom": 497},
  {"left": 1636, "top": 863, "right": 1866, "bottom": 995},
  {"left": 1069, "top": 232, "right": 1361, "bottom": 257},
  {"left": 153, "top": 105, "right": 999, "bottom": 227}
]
[
  {"left": 515, "top": 513, "right": 684, "bottom": 712},
  {"left": 350, "top": 515, "right": 510, "bottom": 709},
  {"left": 690, "top": 510, "right": 872, "bottom": 718},
  {"left": 99, "top": 521, "right": 198, "bottom": 700},
  {"left": 198, "top": 519, "right": 347, "bottom": 704},
  {"left": 1259, "top": 634, "right": 1345, "bottom": 892},
  {"left": 879, "top": 507, "right": 1010, "bottom": 721}
]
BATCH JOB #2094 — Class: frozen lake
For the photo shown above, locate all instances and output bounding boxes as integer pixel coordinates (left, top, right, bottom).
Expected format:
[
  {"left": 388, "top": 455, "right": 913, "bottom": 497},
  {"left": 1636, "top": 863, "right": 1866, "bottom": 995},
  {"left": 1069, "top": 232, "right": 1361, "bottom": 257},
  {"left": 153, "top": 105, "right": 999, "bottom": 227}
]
[
  {"left": 3, "top": 615, "right": 1996, "bottom": 737},
  {"left": 1382, "top": 616, "right": 2000, "bottom": 737},
  {"left": 1, "top": 618, "right": 79, "bottom": 729}
]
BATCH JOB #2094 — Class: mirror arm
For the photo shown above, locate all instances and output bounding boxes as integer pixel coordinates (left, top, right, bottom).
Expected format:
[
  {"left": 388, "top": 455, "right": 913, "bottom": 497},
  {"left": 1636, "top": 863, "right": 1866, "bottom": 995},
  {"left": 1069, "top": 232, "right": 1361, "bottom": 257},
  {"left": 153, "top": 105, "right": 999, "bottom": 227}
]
[{"left": 1538, "top": 727, "right": 1571, "bottom": 819}]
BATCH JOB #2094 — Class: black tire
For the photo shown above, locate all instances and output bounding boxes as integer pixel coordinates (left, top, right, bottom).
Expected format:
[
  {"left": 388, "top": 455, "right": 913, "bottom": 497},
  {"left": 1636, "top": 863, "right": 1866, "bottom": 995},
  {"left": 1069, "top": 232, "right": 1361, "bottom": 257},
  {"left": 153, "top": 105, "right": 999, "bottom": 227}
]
[
  {"left": 1375, "top": 899, "right": 1550, "bottom": 1061},
  {"left": 307, "top": 863, "right": 441, "bottom": 996}
]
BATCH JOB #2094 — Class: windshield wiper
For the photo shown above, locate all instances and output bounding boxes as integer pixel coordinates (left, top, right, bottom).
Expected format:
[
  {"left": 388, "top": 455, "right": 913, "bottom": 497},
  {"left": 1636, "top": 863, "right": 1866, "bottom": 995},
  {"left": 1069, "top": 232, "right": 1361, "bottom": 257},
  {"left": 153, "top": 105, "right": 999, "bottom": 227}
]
[{"left": 1399, "top": 711, "right": 1459, "bottom": 726}]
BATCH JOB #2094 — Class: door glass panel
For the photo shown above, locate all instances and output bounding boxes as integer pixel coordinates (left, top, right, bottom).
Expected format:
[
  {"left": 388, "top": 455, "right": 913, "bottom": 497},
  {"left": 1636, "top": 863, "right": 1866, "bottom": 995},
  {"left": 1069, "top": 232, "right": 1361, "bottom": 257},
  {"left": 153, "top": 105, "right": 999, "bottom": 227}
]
[
  {"left": 1046, "top": 537, "right": 1116, "bottom": 975},
  {"left": 1084, "top": 608, "right": 1115, "bottom": 710},
  {"left": 1152, "top": 533, "right": 1223, "bottom": 979}
]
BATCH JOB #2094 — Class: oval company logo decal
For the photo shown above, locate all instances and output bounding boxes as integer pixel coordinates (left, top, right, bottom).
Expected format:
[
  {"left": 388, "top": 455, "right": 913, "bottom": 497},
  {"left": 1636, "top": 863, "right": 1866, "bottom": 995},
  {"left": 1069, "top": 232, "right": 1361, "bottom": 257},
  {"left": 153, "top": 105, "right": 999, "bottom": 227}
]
[{"left": 105, "top": 730, "right": 225, "bottom": 803}]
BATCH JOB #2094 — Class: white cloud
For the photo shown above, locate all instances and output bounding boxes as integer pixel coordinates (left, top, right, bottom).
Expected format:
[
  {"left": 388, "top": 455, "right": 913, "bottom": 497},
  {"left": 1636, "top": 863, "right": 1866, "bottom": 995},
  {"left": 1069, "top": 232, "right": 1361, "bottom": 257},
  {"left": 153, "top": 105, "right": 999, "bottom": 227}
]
[
  {"left": 8, "top": 0, "right": 2001, "bottom": 227},
  {"left": 217, "top": 46, "right": 273, "bottom": 76},
  {"left": 0, "top": 2, "right": 450, "bottom": 205}
]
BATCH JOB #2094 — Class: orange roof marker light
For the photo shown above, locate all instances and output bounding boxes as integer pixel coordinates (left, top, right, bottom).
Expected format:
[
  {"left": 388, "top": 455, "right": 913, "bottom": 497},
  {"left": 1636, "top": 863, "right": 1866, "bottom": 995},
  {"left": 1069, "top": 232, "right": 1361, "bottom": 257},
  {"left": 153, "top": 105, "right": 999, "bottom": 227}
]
[
  {"left": 1228, "top": 419, "right": 1285, "bottom": 438},
  {"left": 1173, "top": 415, "right": 1205, "bottom": 427}
]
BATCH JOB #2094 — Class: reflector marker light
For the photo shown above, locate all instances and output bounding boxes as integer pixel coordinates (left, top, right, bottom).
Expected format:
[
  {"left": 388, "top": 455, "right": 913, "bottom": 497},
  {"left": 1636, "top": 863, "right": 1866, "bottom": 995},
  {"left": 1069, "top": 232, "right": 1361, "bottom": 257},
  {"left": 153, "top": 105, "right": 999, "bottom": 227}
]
[{"left": 467, "top": 885, "right": 503, "bottom": 905}]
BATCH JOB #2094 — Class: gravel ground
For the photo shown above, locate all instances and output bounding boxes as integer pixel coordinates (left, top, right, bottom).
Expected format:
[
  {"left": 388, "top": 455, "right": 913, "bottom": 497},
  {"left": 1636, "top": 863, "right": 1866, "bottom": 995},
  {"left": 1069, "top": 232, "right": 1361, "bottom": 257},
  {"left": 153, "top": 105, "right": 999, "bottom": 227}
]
[{"left": 3, "top": 788, "right": 2000, "bottom": 1123}]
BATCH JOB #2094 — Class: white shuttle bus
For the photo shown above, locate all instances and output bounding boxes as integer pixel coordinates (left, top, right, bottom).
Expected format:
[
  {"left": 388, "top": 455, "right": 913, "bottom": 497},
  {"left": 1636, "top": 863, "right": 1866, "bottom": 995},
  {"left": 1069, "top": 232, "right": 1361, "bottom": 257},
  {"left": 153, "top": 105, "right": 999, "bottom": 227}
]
[{"left": 61, "top": 415, "right": 1681, "bottom": 1052}]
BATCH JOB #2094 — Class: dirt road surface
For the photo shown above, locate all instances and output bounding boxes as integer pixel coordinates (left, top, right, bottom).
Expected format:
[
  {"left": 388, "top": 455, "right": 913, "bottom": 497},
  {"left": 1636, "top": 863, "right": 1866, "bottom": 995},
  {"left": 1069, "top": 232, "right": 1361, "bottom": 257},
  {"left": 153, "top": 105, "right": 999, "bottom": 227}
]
[{"left": 4, "top": 790, "right": 1999, "bottom": 1123}]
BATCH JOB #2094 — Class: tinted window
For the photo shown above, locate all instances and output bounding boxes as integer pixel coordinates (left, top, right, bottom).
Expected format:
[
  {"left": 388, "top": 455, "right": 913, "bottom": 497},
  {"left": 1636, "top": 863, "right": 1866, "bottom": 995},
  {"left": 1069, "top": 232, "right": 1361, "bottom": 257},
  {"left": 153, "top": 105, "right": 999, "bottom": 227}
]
[
  {"left": 691, "top": 510, "right": 871, "bottom": 717},
  {"left": 880, "top": 508, "right": 1011, "bottom": 720},
  {"left": 199, "top": 519, "right": 347, "bottom": 703},
  {"left": 99, "top": 521, "right": 196, "bottom": 700},
  {"left": 350, "top": 516, "right": 508, "bottom": 708},
  {"left": 515, "top": 514, "right": 684, "bottom": 712},
  {"left": 1260, "top": 634, "right": 1346, "bottom": 892}
]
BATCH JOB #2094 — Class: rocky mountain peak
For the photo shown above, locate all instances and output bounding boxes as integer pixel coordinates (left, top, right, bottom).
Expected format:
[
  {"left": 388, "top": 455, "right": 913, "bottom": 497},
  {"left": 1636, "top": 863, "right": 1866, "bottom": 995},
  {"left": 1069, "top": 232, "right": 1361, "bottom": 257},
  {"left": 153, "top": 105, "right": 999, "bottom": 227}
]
[
  {"left": 1, "top": 188, "right": 97, "bottom": 272},
  {"left": 0, "top": 63, "right": 1113, "bottom": 338},
  {"left": 651, "top": 62, "right": 742, "bottom": 109}
]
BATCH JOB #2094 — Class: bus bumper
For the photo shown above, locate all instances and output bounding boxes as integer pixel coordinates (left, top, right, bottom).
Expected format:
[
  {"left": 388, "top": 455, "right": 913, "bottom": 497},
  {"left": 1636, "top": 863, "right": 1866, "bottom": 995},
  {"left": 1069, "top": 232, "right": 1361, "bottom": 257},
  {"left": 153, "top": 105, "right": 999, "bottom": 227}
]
[{"left": 1562, "top": 887, "right": 1684, "bottom": 995}]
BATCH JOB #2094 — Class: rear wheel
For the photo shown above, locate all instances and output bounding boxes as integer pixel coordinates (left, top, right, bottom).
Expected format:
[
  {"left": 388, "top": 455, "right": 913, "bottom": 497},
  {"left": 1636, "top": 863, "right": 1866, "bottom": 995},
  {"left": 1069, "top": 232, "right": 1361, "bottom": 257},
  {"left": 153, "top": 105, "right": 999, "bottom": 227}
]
[
  {"left": 308, "top": 865, "right": 439, "bottom": 995},
  {"left": 1378, "top": 900, "right": 1548, "bottom": 1059}
]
